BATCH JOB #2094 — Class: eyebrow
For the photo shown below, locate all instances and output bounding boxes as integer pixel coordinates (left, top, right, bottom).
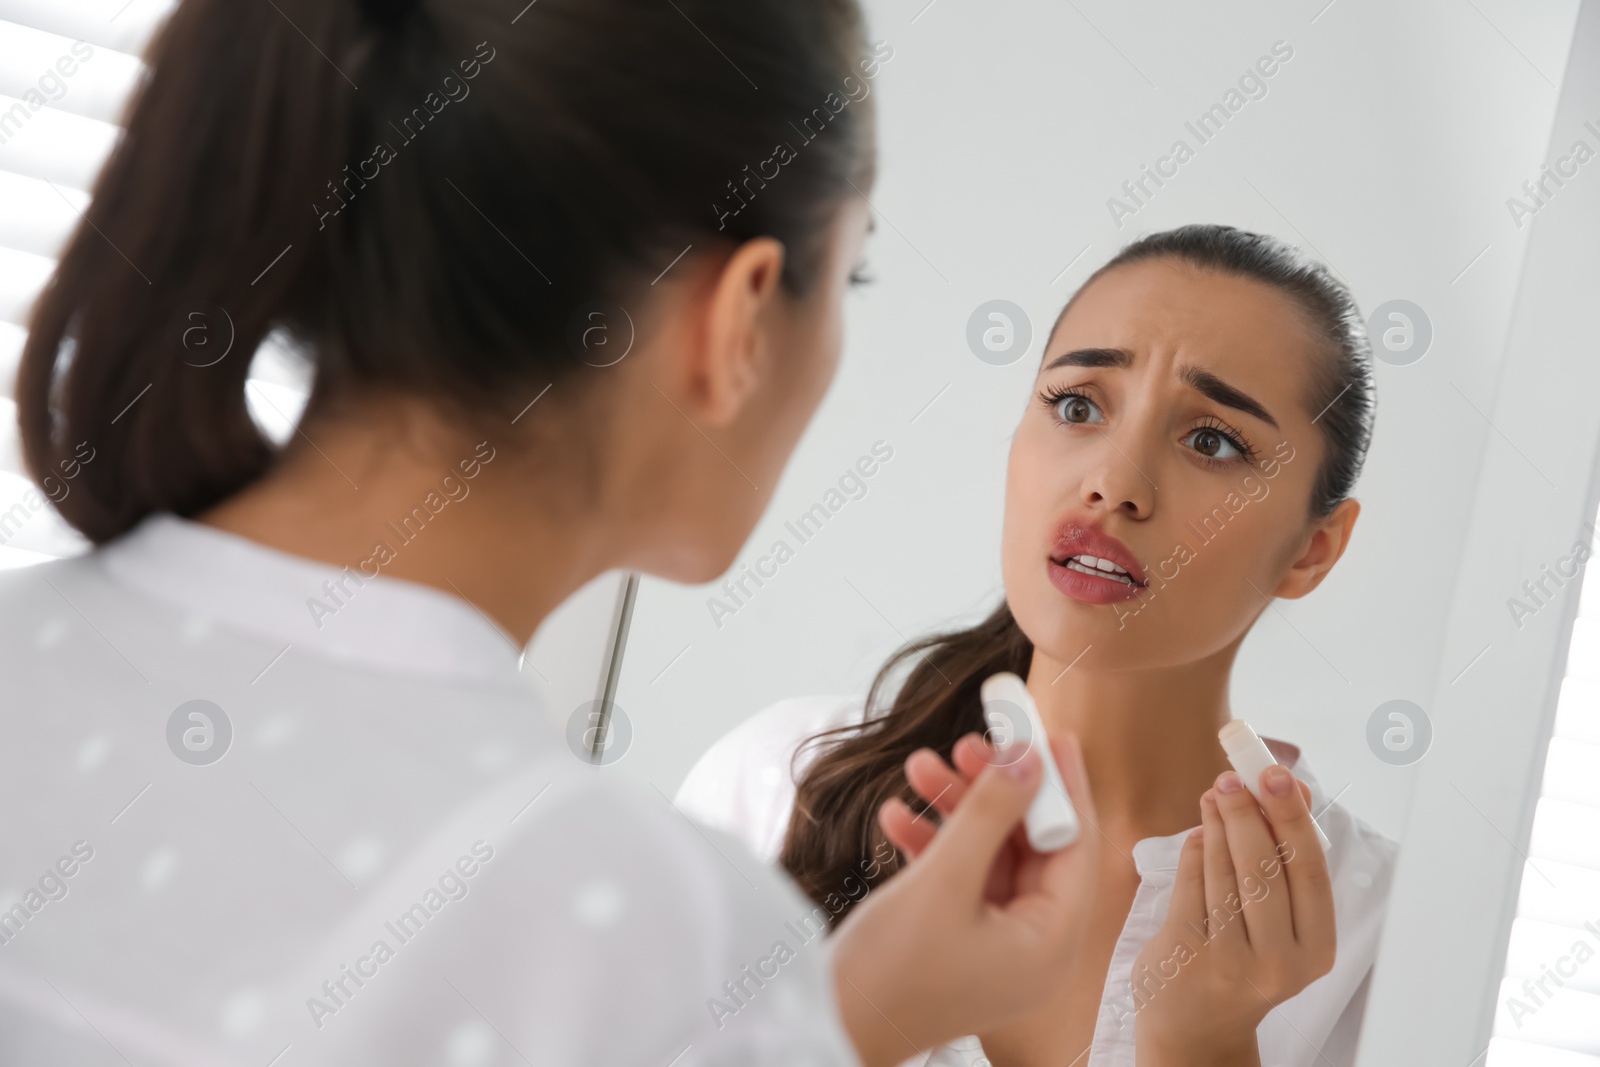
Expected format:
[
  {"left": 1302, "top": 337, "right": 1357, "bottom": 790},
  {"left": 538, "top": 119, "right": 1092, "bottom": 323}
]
[
  {"left": 1042, "top": 347, "right": 1132, "bottom": 371},
  {"left": 1181, "top": 366, "right": 1278, "bottom": 428},
  {"left": 1041, "top": 346, "right": 1279, "bottom": 429}
]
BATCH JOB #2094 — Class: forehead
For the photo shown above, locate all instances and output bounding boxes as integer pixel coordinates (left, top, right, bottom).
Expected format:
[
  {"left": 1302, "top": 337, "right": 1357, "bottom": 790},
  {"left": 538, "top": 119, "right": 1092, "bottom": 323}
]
[{"left": 1046, "top": 258, "right": 1322, "bottom": 410}]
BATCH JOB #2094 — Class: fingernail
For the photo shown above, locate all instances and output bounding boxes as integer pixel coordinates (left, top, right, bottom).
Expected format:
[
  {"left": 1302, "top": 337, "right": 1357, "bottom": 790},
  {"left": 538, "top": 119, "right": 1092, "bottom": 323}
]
[
  {"left": 1005, "top": 748, "right": 1036, "bottom": 778},
  {"left": 1264, "top": 765, "right": 1293, "bottom": 796},
  {"left": 1216, "top": 770, "right": 1243, "bottom": 794}
]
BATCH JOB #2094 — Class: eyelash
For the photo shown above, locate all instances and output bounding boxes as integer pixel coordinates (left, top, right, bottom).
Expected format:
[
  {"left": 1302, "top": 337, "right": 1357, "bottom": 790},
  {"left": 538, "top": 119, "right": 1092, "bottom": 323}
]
[
  {"left": 849, "top": 261, "right": 874, "bottom": 287},
  {"left": 1035, "top": 385, "right": 1259, "bottom": 466},
  {"left": 1190, "top": 415, "right": 1259, "bottom": 464}
]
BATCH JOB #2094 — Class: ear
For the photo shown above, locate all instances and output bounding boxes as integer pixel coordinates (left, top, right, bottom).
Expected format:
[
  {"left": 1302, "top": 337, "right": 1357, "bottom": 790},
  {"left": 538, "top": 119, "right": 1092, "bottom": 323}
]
[
  {"left": 690, "top": 236, "right": 787, "bottom": 428},
  {"left": 1274, "top": 497, "right": 1360, "bottom": 600}
]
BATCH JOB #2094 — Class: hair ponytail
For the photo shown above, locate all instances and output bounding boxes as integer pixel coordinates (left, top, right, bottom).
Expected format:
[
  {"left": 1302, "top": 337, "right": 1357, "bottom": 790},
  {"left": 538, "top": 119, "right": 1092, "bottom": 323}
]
[
  {"left": 18, "top": 1, "right": 390, "bottom": 543},
  {"left": 18, "top": 0, "right": 876, "bottom": 544}
]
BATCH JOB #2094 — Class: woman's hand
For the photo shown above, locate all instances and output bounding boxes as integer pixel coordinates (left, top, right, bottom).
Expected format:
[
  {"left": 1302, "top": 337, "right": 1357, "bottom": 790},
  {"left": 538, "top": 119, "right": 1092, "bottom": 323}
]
[
  {"left": 880, "top": 731, "right": 1044, "bottom": 902},
  {"left": 827, "top": 732, "right": 1101, "bottom": 1067},
  {"left": 1132, "top": 765, "right": 1336, "bottom": 1066}
]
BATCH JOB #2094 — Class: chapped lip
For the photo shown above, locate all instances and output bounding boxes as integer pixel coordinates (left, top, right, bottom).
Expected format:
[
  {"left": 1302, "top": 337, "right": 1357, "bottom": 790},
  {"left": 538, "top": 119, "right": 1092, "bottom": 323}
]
[{"left": 1049, "top": 518, "right": 1148, "bottom": 588}]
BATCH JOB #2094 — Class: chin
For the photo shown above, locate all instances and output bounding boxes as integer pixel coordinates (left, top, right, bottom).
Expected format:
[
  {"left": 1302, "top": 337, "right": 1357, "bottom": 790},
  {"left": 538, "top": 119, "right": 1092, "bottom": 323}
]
[
  {"left": 632, "top": 538, "right": 742, "bottom": 587},
  {"left": 1031, "top": 600, "right": 1239, "bottom": 675},
  {"left": 1012, "top": 588, "right": 1161, "bottom": 672}
]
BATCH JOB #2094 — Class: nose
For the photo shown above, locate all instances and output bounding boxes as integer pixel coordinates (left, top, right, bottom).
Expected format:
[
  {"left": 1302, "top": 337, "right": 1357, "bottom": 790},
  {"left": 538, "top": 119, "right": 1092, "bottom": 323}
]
[{"left": 1079, "top": 426, "right": 1156, "bottom": 520}]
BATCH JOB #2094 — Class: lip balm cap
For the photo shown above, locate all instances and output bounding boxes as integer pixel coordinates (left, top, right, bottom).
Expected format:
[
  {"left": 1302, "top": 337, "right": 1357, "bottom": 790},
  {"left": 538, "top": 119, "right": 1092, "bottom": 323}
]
[
  {"left": 1217, "top": 718, "right": 1332, "bottom": 851},
  {"left": 981, "top": 672, "right": 1079, "bottom": 851},
  {"left": 1218, "top": 718, "right": 1264, "bottom": 758}
]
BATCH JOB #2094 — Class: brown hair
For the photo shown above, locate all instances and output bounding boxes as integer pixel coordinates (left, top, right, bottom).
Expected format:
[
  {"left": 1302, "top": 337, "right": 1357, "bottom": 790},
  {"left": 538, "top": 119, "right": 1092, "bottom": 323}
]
[
  {"left": 779, "top": 600, "right": 1032, "bottom": 912},
  {"left": 17, "top": 0, "right": 877, "bottom": 544},
  {"left": 780, "top": 223, "right": 1376, "bottom": 925}
]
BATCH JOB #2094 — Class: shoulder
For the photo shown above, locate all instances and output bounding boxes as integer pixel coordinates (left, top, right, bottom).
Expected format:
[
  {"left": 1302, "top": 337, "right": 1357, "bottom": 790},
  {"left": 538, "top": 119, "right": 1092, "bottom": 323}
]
[
  {"left": 289, "top": 761, "right": 861, "bottom": 1064},
  {"left": 1325, "top": 805, "right": 1398, "bottom": 921},
  {"left": 1310, "top": 774, "right": 1398, "bottom": 901},
  {"left": 675, "top": 694, "right": 868, "bottom": 863},
  {"left": 1249, "top": 750, "right": 1399, "bottom": 1063},
  {"left": 0, "top": 552, "right": 116, "bottom": 661},
  {"left": 1280, "top": 809, "right": 1396, "bottom": 1065},
  {"left": 0, "top": 551, "right": 80, "bottom": 600},
  {"left": 1293, "top": 770, "right": 1397, "bottom": 1025},
  {"left": 482, "top": 768, "right": 867, "bottom": 1063},
  {"left": 1272, "top": 742, "right": 1399, "bottom": 906}
]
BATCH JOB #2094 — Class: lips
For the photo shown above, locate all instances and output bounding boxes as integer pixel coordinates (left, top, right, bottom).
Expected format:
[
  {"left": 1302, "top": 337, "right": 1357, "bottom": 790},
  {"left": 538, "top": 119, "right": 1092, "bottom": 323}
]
[{"left": 1047, "top": 519, "right": 1148, "bottom": 605}]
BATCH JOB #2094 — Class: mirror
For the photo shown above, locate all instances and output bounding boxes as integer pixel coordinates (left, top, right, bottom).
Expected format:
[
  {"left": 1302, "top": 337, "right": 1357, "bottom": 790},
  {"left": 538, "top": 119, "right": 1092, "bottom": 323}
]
[{"left": 587, "top": 1, "right": 1598, "bottom": 1062}]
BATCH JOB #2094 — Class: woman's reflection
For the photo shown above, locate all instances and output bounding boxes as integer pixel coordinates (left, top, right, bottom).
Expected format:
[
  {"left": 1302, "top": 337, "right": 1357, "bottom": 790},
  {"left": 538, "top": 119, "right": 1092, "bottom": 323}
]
[{"left": 679, "top": 223, "right": 1392, "bottom": 1067}]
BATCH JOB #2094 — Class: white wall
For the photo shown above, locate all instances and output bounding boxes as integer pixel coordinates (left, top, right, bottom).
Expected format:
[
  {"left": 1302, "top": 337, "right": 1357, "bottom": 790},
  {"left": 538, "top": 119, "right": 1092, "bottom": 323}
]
[{"left": 1361, "top": 2, "right": 1600, "bottom": 1058}]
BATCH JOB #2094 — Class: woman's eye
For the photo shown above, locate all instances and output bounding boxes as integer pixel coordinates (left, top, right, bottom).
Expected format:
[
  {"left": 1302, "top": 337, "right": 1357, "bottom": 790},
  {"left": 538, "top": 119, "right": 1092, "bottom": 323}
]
[
  {"left": 848, "top": 263, "right": 874, "bottom": 287},
  {"left": 1186, "top": 427, "right": 1242, "bottom": 460},
  {"left": 1055, "top": 394, "right": 1103, "bottom": 425}
]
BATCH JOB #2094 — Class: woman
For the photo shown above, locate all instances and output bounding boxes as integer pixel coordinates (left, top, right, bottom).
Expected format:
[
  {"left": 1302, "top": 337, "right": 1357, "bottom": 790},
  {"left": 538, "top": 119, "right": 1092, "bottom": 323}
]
[
  {"left": 0, "top": 0, "right": 1114, "bottom": 1064},
  {"left": 677, "top": 225, "right": 1395, "bottom": 1066}
]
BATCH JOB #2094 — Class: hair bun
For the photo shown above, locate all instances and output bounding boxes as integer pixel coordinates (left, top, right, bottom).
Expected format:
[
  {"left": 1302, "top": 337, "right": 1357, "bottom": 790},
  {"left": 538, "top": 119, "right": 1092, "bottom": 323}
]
[{"left": 358, "top": 0, "right": 420, "bottom": 28}]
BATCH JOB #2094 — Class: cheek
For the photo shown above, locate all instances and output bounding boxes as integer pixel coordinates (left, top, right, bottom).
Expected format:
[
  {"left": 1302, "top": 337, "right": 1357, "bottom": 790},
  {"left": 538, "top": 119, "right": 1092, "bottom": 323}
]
[
  {"left": 999, "top": 493, "right": 1032, "bottom": 593},
  {"left": 1143, "top": 495, "right": 1289, "bottom": 622},
  {"left": 772, "top": 300, "right": 843, "bottom": 440},
  {"left": 1000, "top": 429, "right": 1074, "bottom": 614},
  {"left": 1168, "top": 489, "right": 1266, "bottom": 578},
  {"left": 818, "top": 310, "right": 844, "bottom": 387},
  {"left": 1005, "top": 420, "right": 1061, "bottom": 492},
  {"left": 802, "top": 292, "right": 846, "bottom": 397},
  {"left": 1002, "top": 433, "right": 1054, "bottom": 556}
]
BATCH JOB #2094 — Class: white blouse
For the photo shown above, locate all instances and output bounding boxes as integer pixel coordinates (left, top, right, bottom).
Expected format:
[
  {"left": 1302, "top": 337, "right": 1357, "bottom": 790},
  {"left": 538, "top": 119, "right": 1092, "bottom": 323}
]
[
  {"left": 0, "top": 513, "right": 859, "bottom": 1066},
  {"left": 675, "top": 694, "right": 1398, "bottom": 1067}
]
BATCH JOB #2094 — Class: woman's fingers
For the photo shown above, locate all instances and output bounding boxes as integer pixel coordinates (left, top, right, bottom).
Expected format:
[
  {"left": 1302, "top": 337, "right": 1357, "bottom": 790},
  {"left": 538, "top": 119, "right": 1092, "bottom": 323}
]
[
  {"left": 954, "top": 737, "right": 1039, "bottom": 857},
  {"left": 945, "top": 729, "right": 1097, "bottom": 861},
  {"left": 1167, "top": 826, "right": 1208, "bottom": 936},
  {"left": 1198, "top": 789, "right": 1242, "bottom": 943},
  {"left": 909, "top": 744, "right": 1047, "bottom": 904},
  {"left": 904, "top": 730, "right": 998, "bottom": 814},
  {"left": 905, "top": 748, "right": 969, "bottom": 818},
  {"left": 892, "top": 741, "right": 981, "bottom": 855},
  {"left": 1255, "top": 766, "right": 1337, "bottom": 962},
  {"left": 951, "top": 733, "right": 992, "bottom": 781},
  {"left": 893, "top": 729, "right": 1100, "bottom": 923},
  {"left": 1212, "top": 771, "right": 1294, "bottom": 944},
  {"left": 878, "top": 796, "right": 937, "bottom": 860},
  {"left": 896, "top": 735, "right": 1037, "bottom": 897}
]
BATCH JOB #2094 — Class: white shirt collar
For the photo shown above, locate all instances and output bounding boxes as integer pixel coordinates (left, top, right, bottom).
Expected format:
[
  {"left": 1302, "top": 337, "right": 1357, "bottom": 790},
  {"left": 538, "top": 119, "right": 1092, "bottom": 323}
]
[{"left": 97, "top": 512, "right": 531, "bottom": 693}]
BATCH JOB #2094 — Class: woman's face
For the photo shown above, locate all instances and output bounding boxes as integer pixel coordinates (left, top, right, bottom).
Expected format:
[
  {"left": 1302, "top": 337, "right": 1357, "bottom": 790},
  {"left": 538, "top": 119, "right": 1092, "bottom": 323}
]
[
  {"left": 632, "top": 195, "right": 874, "bottom": 584},
  {"left": 746, "top": 197, "right": 875, "bottom": 504},
  {"left": 1002, "top": 256, "right": 1352, "bottom": 673}
]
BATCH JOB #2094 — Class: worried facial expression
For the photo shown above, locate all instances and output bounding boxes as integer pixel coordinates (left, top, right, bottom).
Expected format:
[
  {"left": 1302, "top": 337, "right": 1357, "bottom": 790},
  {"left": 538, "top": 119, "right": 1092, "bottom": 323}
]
[{"left": 1002, "top": 256, "right": 1341, "bottom": 672}]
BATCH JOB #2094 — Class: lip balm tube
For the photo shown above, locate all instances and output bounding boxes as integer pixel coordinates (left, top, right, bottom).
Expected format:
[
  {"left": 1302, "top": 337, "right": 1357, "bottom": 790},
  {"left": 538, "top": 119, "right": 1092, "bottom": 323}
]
[
  {"left": 1217, "top": 719, "right": 1332, "bottom": 850},
  {"left": 980, "top": 672, "right": 1079, "bottom": 851}
]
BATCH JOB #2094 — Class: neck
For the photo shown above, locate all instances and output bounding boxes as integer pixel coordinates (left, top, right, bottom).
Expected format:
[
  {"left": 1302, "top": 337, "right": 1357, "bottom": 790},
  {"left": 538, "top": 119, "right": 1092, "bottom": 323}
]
[
  {"left": 199, "top": 398, "right": 609, "bottom": 648},
  {"left": 1026, "top": 639, "right": 1243, "bottom": 840}
]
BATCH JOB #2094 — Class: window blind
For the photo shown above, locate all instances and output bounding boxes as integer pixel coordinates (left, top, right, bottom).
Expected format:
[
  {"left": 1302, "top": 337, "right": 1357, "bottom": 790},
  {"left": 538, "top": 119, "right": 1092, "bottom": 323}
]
[
  {"left": 1488, "top": 507, "right": 1600, "bottom": 1064},
  {"left": 0, "top": 0, "right": 307, "bottom": 568}
]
